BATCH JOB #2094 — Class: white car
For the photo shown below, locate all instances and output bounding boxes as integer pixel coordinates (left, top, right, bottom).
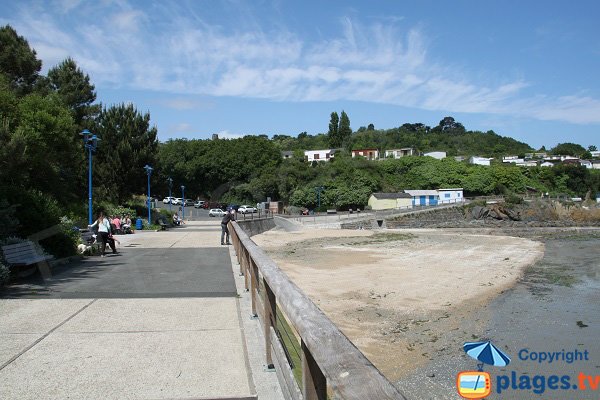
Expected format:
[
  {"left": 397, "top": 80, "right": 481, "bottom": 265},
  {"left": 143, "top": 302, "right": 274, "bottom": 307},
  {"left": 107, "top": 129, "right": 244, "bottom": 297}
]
[
  {"left": 172, "top": 198, "right": 182, "bottom": 205},
  {"left": 163, "top": 196, "right": 175, "bottom": 204},
  {"left": 238, "top": 205, "right": 257, "bottom": 214},
  {"left": 209, "top": 208, "right": 226, "bottom": 217}
]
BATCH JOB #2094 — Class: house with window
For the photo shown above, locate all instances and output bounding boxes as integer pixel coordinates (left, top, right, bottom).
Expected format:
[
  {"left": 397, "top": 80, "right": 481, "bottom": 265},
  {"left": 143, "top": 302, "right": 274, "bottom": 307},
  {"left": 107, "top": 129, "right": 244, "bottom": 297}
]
[
  {"left": 351, "top": 148, "right": 380, "bottom": 160},
  {"left": 367, "top": 193, "right": 413, "bottom": 210},
  {"left": 438, "top": 188, "right": 464, "bottom": 204},
  {"left": 404, "top": 190, "right": 439, "bottom": 206},
  {"left": 385, "top": 148, "right": 415, "bottom": 159},
  {"left": 304, "top": 149, "right": 338, "bottom": 162}
]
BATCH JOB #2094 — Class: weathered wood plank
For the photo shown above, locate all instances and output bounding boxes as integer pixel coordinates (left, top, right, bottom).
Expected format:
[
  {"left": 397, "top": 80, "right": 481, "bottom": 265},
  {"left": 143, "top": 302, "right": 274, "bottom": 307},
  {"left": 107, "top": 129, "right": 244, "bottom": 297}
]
[
  {"left": 271, "top": 326, "right": 303, "bottom": 400},
  {"left": 302, "top": 340, "right": 326, "bottom": 400},
  {"left": 231, "top": 222, "right": 406, "bottom": 400}
]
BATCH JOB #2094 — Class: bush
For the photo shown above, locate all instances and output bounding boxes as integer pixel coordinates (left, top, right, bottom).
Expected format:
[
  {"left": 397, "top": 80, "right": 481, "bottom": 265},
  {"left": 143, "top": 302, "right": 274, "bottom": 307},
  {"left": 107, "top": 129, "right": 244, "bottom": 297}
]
[
  {"left": 5, "top": 190, "right": 78, "bottom": 258},
  {"left": 0, "top": 262, "right": 8, "bottom": 287},
  {"left": 505, "top": 193, "right": 524, "bottom": 205}
]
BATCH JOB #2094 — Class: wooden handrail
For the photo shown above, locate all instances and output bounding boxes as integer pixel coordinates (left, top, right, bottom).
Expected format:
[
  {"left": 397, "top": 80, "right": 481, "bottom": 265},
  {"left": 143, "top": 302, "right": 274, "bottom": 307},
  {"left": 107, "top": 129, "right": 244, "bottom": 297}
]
[{"left": 230, "top": 221, "right": 406, "bottom": 400}]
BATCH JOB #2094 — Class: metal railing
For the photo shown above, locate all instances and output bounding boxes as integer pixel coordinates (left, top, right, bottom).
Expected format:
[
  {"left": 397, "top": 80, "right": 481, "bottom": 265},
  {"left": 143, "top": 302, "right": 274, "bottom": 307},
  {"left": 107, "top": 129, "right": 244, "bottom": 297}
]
[{"left": 230, "top": 221, "right": 406, "bottom": 400}]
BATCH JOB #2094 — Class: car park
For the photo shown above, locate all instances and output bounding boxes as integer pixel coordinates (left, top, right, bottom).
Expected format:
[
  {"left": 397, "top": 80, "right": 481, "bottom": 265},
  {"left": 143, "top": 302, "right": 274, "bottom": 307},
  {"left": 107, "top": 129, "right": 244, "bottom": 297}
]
[
  {"left": 194, "top": 200, "right": 206, "bottom": 208},
  {"left": 238, "top": 205, "right": 257, "bottom": 214},
  {"left": 209, "top": 208, "right": 226, "bottom": 217}
]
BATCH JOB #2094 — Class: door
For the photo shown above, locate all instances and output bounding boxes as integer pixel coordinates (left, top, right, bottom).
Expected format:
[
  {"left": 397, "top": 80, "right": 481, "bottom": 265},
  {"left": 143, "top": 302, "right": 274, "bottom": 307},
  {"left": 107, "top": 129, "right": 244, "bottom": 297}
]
[
  {"left": 419, "top": 195, "right": 426, "bottom": 206},
  {"left": 429, "top": 195, "right": 438, "bottom": 206}
]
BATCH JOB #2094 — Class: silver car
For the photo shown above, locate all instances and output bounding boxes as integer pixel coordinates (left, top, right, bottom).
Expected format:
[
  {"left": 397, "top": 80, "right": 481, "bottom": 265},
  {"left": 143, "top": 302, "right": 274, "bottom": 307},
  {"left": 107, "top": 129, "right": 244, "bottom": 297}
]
[{"left": 208, "top": 208, "right": 226, "bottom": 217}]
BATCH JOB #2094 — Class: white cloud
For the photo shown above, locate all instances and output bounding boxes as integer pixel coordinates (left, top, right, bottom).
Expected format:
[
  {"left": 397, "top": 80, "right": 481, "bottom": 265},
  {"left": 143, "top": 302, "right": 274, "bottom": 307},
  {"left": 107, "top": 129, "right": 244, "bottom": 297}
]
[{"left": 8, "top": 1, "right": 600, "bottom": 126}]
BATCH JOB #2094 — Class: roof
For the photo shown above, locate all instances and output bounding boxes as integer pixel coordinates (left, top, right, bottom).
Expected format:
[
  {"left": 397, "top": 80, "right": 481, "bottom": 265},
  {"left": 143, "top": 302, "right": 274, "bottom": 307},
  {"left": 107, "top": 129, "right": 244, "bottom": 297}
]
[
  {"left": 370, "top": 192, "right": 412, "bottom": 200},
  {"left": 404, "top": 190, "right": 439, "bottom": 196},
  {"left": 438, "top": 188, "right": 463, "bottom": 191}
]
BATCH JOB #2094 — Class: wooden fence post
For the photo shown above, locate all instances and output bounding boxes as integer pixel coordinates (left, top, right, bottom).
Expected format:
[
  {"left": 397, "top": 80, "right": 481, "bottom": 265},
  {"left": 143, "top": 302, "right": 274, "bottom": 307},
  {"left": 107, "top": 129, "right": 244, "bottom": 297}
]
[
  {"left": 263, "top": 278, "right": 276, "bottom": 369},
  {"left": 250, "top": 259, "right": 258, "bottom": 317},
  {"left": 302, "top": 340, "right": 327, "bottom": 400}
]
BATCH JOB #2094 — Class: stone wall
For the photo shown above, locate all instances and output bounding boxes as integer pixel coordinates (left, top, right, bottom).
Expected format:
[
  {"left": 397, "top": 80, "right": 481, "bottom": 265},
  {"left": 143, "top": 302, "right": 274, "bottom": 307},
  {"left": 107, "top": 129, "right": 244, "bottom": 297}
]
[{"left": 235, "top": 218, "right": 276, "bottom": 237}]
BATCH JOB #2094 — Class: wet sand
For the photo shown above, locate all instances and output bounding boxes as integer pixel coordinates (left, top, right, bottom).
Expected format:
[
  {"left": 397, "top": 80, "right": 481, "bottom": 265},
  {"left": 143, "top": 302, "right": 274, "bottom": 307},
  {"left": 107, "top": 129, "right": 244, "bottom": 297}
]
[{"left": 253, "top": 227, "right": 600, "bottom": 399}]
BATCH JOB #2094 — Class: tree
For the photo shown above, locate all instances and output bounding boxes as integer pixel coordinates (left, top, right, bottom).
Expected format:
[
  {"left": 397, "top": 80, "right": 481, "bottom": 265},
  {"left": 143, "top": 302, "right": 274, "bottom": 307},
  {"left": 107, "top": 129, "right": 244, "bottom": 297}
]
[
  {"left": 588, "top": 145, "right": 597, "bottom": 152},
  {"left": 551, "top": 143, "right": 586, "bottom": 157},
  {"left": 327, "top": 112, "right": 339, "bottom": 147},
  {"left": 47, "top": 58, "right": 100, "bottom": 129},
  {"left": 0, "top": 25, "right": 42, "bottom": 95},
  {"left": 367, "top": 123, "right": 375, "bottom": 131},
  {"left": 93, "top": 104, "right": 158, "bottom": 203},
  {"left": 338, "top": 110, "right": 352, "bottom": 148}
]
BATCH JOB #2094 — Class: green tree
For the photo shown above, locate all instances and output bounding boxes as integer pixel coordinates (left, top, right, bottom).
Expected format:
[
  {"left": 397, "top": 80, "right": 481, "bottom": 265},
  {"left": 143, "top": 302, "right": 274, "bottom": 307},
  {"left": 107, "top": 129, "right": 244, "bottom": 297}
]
[
  {"left": 0, "top": 25, "right": 42, "bottom": 95},
  {"left": 338, "top": 110, "right": 352, "bottom": 148},
  {"left": 93, "top": 103, "right": 158, "bottom": 203},
  {"left": 551, "top": 142, "right": 586, "bottom": 157},
  {"left": 47, "top": 58, "right": 101, "bottom": 129},
  {"left": 588, "top": 145, "right": 597, "bottom": 152},
  {"left": 328, "top": 111, "right": 339, "bottom": 147}
]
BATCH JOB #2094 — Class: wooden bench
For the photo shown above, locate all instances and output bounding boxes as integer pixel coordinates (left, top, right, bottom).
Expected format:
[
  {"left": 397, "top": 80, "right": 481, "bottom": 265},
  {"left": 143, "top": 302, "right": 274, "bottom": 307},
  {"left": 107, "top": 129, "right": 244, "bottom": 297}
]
[
  {"left": 1, "top": 241, "right": 54, "bottom": 277},
  {"left": 158, "top": 220, "right": 169, "bottom": 230}
]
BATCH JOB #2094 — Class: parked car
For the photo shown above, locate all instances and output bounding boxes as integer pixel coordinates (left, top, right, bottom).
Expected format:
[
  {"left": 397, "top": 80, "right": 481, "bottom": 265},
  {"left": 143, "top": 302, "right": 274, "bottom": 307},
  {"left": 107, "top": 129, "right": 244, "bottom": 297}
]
[
  {"left": 194, "top": 200, "right": 206, "bottom": 208},
  {"left": 238, "top": 205, "right": 257, "bottom": 214},
  {"left": 209, "top": 208, "right": 226, "bottom": 217},
  {"left": 184, "top": 199, "right": 194, "bottom": 206},
  {"left": 172, "top": 198, "right": 182, "bottom": 205},
  {"left": 163, "top": 196, "right": 175, "bottom": 204}
]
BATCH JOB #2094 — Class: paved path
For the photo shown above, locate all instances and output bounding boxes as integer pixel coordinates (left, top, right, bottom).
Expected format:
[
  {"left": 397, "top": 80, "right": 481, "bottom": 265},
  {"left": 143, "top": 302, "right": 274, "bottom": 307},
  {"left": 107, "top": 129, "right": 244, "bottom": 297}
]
[{"left": 0, "top": 221, "right": 281, "bottom": 399}]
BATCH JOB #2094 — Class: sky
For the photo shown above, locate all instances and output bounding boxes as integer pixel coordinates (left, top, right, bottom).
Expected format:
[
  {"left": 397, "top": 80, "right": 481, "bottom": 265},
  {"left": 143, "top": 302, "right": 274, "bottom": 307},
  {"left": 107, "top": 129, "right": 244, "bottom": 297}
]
[{"left": 1, "top": 0, "right": 599, "bottom": 150}]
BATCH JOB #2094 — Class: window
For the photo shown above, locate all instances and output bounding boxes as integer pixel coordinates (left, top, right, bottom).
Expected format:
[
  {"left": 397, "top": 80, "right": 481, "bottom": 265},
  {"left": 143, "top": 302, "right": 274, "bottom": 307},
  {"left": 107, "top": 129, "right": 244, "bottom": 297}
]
[
  {"left": 458, "top": 193, "right": 461, "bottom": 197},
  {"left": 445, "top": 193, "right": 451, "bottom": 198},
  {"left": 314, "top": 154, "right": 320, "bottom": 160}
]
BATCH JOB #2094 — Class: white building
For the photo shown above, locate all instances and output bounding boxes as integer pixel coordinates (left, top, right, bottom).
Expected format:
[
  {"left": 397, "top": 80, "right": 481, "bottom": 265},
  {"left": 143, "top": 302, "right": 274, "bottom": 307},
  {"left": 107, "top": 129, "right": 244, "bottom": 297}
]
[
  {"left": 352, "top": 148, "right": 380, "bottom": 160},
  {"left": 438, "top": 188, "right": 464, "bottom": 204},
  {"left": 591, "top": 150, "right": 600, "bottom": 158},
  {"left": 404, "top": 190, "right": 440, "bottom": 206},
  {"left": 424, "top": 151, "right": 447, "bottom": 160},
  {"left": 304, "top": 149, "right": 338, "bottom": 162},
  {"left": 469, "top": 156, "right": 493, "bottom": 166},
  {"left": 540, "top": 162, "right": 555, "bottom": 167},
  {"left": 385, "top": 148, "right": 415, "bottom": 159}
]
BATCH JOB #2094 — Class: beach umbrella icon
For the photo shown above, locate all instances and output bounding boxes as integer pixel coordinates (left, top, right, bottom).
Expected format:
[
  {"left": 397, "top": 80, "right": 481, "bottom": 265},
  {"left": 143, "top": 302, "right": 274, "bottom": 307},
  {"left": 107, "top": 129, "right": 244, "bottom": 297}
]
[{"left": 463, "top": 341, "right": 511, "bottom": 369}]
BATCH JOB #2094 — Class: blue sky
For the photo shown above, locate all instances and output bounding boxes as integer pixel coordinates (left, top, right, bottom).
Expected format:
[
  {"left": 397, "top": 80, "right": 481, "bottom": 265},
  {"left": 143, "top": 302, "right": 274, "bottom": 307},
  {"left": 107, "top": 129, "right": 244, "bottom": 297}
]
[{"left": 1, "top": 0, "right": 599, "bottom": 149}]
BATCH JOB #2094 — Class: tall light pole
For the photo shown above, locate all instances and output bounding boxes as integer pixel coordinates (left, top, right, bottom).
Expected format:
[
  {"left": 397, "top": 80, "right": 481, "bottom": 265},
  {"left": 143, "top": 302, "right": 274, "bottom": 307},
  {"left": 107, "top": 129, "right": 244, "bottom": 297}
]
[
  {"left": 80, "top": 129, "right": 100, "bottom": 225},
  {"left": 315, "top": 186, "right": 324, "bottom": 211},
  {"left": 181, "top": 185, "right": 186, "bottom": 221},
  {"left": 167, "top": 176, "right": 173, "bottom": 212},
  {"left": 144, "top": 165, "right": 153, "bottom": 225}
]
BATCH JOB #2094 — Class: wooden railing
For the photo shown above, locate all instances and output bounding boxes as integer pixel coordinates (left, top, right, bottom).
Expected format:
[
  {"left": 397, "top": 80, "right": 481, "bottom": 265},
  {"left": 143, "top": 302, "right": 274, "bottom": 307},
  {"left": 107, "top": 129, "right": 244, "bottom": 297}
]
[{"left": 230, "top": 221, "right": 407, "bottom": 400}]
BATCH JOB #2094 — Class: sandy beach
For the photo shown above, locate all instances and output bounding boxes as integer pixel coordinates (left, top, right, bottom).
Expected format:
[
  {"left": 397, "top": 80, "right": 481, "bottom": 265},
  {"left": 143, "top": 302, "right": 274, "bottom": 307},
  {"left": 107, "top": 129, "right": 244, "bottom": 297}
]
[{"left": 252, "top": 228, "right": 545, "bottom": 381}]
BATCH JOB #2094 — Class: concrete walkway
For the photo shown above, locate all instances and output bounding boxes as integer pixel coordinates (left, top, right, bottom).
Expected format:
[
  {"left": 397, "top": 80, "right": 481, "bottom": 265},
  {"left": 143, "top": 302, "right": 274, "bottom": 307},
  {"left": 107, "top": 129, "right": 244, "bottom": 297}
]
[{"left": 0, "top": 221, "right": 282, "bottom": 399}]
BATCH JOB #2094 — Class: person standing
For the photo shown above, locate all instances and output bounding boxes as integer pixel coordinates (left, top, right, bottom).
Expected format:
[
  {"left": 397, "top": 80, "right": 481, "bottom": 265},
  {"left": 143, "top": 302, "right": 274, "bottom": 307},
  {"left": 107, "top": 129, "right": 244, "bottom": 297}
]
[
  {"left": 89, "top": 211, "right": 116, "bottom": 257},
  {"left": 221, "top": 209, "right": 235, "bottom": 245}
]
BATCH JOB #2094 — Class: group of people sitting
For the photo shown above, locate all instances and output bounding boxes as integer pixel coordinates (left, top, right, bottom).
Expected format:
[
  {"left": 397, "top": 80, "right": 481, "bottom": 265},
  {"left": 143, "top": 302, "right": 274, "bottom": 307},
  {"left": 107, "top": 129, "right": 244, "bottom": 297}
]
[{"left": 109, "top": 214, "right": 134, "bottom": 234}]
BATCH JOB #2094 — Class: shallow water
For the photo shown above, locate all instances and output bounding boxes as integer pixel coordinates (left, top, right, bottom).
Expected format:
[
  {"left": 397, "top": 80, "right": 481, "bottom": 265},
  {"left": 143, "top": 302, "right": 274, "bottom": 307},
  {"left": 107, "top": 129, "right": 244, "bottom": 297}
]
[{"left": 396, "top": 235, "right": 600, "bottom": 400}]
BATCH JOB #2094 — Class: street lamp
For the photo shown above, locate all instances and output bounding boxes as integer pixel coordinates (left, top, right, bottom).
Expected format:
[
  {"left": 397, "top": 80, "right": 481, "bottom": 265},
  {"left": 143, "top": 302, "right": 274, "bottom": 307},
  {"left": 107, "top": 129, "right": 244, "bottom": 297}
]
[
  {"left": 80, "top": 129, "right": 100, "bottom": 225},
  {"left": 144, "top": 165, "right": 153, "bottom": 225},
  {"left": 315, "top": 186, "right": 324, "bottom": 211},
  {"left": 167, "top": 177, "right": 173, "bottom": 212},
  {"left": 181, "top": 185, "right": 186, "bottom": 221}
]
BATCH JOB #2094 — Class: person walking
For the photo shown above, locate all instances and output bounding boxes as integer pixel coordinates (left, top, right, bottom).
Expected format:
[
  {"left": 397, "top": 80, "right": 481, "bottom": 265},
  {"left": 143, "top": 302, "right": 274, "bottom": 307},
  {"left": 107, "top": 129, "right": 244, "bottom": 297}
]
[
  {"left": 221, "top": 209, "right": 235, "bottom": 245},
  {"left": 89, "top": 211, "right": 117, "bottom": 257}
]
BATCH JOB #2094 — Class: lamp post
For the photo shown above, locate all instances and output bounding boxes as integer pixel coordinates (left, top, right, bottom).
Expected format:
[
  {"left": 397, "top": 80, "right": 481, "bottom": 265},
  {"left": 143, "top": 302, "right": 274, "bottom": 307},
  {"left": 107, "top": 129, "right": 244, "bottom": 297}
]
[
  {"left": 80, "top": 129, "right": 100, "bottom": 225},
  {"left": 181, "top": 185, "right": 186, "bottom": 221},
  {"left": 167, "top": 177, "right": 173, "bottom": 212},
  {"left": 144, "top": 165, "right": 153, "bottom": 225},
  {"left": 315, "top": 186, "right": 324, "bottom": 211}
]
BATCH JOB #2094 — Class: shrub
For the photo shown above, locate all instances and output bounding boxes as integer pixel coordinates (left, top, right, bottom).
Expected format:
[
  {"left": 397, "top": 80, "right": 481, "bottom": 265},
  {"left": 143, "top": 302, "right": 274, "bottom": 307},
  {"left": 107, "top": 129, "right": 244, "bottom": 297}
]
[{"left": 505, "top": 193, "right": 524, "bottom": 205}]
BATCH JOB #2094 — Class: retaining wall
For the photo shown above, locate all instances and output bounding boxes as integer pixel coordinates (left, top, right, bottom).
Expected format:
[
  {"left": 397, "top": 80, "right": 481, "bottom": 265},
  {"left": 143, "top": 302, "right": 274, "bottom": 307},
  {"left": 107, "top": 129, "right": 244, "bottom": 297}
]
[{"left": 236, "top": 218, "right": 276, "bottom": 237}]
